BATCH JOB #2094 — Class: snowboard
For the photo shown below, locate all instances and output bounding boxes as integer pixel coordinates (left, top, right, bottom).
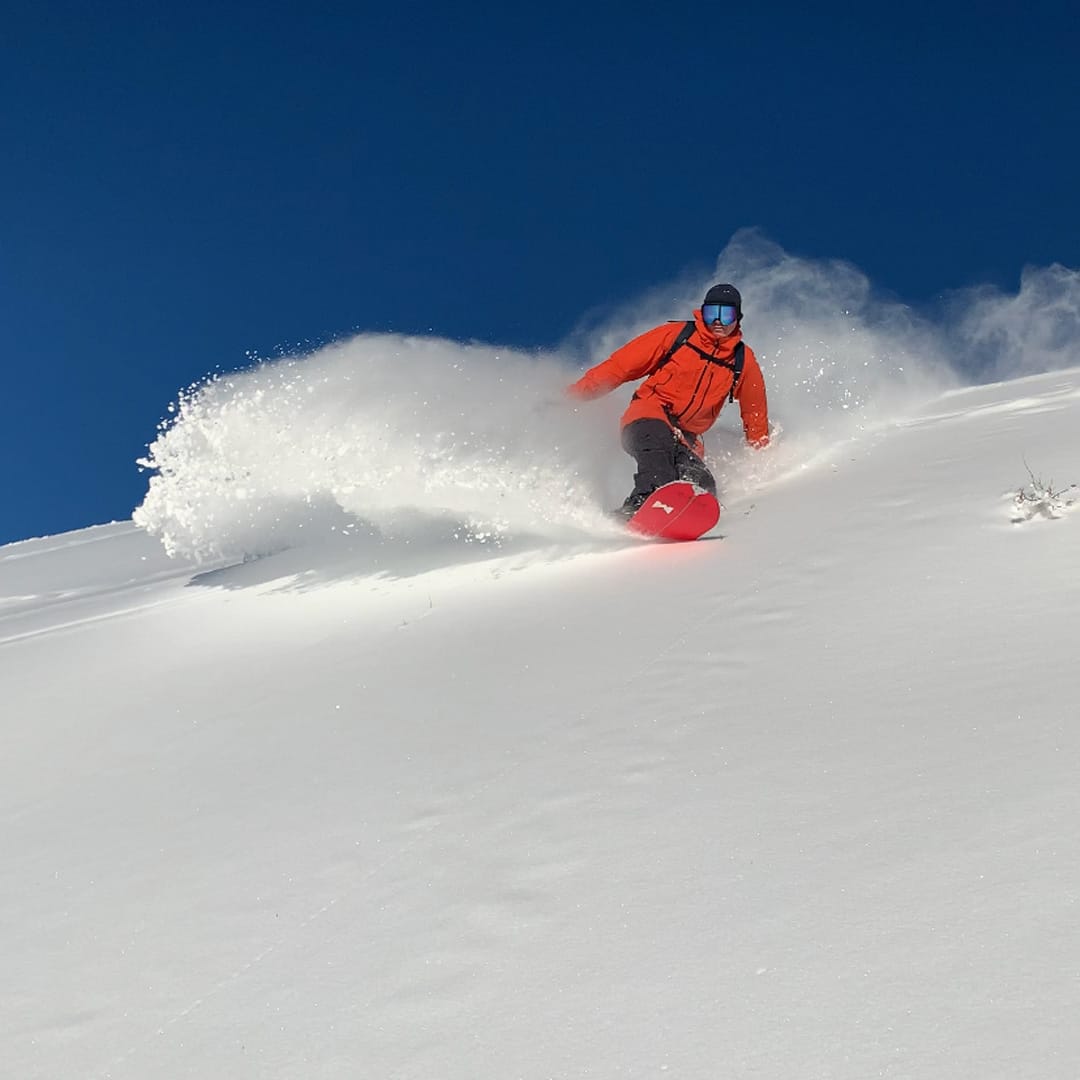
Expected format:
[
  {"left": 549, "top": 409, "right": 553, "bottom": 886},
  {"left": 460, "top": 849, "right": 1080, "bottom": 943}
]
[{"left": 625, "top": 481, "right": 721, "bottom": 542}]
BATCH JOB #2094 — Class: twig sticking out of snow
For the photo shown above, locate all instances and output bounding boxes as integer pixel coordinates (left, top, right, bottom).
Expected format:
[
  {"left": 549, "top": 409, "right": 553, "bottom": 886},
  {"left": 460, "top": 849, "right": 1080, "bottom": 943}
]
[{"left": 1010, "top": 460, "right": 1078, "bottom": 523}]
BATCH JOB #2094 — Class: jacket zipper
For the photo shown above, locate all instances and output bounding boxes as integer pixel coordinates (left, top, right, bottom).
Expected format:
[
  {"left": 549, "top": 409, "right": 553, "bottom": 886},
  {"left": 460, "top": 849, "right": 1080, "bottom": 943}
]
[{"left": 674, "top": 339, "right": 726, "bottom": 428}]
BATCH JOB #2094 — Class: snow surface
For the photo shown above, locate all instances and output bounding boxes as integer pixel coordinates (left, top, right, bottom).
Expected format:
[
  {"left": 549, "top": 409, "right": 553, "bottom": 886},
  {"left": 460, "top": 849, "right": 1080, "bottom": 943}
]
[{"left": 4, "top": 243, "right": 1080, "bottom": 1078}]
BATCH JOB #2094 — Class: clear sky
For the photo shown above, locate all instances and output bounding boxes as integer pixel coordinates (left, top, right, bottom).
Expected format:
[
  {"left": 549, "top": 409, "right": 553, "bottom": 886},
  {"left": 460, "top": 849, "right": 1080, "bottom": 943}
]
[{"left": 2, "top": 1, "right": 1078, "bottom": 546}]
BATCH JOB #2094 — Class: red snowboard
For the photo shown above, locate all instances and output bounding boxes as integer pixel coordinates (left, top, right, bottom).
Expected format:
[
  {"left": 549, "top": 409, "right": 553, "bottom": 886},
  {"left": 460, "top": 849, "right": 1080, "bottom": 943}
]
[{"left": 625, "top": 481, "right": 721, "bottom": 542}]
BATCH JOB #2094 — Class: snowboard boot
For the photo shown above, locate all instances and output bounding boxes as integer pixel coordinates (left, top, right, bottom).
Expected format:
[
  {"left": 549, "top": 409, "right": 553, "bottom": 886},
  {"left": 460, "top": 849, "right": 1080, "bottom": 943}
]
[{"left": 612, "top": 491, "right": 650, "bottom": 520}]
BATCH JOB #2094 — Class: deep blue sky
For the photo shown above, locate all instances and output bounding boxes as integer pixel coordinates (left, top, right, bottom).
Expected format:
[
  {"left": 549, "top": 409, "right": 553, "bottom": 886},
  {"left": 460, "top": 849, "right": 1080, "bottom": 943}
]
[{"left": 2, "top": 1, "right": 1078, "bottom": 545}]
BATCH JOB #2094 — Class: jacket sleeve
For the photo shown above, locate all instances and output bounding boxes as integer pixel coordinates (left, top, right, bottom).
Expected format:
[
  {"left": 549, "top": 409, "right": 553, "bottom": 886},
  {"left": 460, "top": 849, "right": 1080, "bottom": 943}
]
[
  {"left": 735, "top": 348, "right": 770, "bottom": 447},
  {"left": 566, "top": 323, "right": 680, "bottom": 399}
]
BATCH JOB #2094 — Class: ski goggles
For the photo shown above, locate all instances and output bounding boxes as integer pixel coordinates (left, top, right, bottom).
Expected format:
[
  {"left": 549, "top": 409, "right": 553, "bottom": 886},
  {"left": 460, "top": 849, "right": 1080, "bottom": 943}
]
[{"left": 703, "top": 304, "right": 739, "bottom": 326}]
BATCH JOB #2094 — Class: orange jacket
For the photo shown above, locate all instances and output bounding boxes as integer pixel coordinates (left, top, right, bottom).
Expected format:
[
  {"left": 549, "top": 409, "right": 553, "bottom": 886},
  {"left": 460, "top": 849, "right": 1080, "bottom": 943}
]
[{"left": 567, "top": 311, "right": 770, "bottom": 448}]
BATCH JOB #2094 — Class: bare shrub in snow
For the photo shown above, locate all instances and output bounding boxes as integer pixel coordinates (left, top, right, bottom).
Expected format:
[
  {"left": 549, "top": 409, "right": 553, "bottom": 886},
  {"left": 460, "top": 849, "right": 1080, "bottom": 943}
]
[{"left": 1010, "top": 461, "right": 1078, "bottom": 523}]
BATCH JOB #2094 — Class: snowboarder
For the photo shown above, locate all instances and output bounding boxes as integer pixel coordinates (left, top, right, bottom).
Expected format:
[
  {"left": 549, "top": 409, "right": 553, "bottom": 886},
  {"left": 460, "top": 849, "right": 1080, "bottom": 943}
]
[{"left": 567, "top": 283, "right": 770, "bottom": 516}]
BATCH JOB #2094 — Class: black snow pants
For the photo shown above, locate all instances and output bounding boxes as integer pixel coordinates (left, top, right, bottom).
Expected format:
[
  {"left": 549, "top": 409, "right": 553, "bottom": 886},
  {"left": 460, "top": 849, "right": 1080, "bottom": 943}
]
[{"left": 620, "top": 418, "right": 717, "bottom": 502}]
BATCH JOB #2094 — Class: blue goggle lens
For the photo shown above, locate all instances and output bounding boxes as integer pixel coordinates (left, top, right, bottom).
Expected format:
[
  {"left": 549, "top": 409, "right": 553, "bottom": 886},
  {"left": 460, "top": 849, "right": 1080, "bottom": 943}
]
[{"left": 703, "top": 304, "right": 738, "bottom": 326}]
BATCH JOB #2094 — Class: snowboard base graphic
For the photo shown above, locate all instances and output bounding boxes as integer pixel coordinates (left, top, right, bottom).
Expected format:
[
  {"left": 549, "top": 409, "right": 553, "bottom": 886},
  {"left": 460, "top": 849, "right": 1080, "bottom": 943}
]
[{"left": 625, "top": 481, "right": 721, "bottom": 542}]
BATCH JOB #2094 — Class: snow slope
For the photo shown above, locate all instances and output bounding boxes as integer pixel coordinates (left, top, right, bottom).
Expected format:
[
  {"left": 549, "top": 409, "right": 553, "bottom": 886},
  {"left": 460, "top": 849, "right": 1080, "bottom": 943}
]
[
  {"left": 5, "top": 236, "right": 1080, "bottom": 1078},
  {"left": 3, "top": 360, "right": 1079, "bottom": 1079}
]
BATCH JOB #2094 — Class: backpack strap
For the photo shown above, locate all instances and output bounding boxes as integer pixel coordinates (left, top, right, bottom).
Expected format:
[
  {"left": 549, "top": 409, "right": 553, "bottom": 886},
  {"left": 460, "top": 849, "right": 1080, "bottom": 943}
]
[
  {"left": 654, "top": 320, "right": 696, "bottom": 371},
  {"left": 727, "top": 341, "right": 745, "bottom": 403}
]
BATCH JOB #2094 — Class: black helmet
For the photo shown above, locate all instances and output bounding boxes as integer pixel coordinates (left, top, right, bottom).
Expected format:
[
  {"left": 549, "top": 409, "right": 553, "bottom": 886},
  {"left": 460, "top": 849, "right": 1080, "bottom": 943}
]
[{"left": 703, "top": 283, "right": 742, "bottom": 317}]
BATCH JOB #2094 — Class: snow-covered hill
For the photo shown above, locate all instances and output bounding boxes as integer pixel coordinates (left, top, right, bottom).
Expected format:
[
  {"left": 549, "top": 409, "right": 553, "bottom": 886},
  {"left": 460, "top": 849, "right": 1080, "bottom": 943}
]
[
  {"left": 5, "top": 237, "right": 1080, "bottom": 1078},
  {"left": 3, "top": 357, "right": 1078, "bottom": 1079}
]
